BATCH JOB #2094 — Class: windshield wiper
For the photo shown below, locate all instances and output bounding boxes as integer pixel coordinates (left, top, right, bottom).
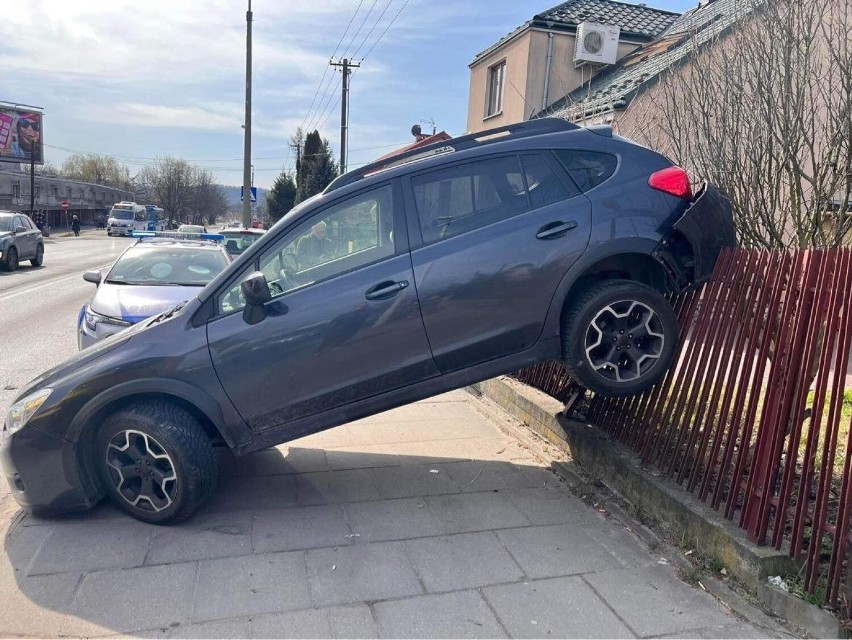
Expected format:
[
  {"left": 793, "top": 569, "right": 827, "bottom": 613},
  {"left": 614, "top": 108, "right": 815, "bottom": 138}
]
[{"left": 148, "top": 301, "right": 188, "bottom": 325}]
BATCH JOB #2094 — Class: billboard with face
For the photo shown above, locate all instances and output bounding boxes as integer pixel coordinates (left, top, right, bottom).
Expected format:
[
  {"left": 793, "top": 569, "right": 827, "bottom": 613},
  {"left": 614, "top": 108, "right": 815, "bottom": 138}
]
[{"left": 0, "top": 107, "right": 43, "bottom": 165}]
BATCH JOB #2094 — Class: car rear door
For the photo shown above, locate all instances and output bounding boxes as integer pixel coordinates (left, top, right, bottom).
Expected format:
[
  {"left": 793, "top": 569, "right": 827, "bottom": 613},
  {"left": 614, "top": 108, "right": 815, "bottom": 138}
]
[
  {"left": 206, "top": 180, "right": 439, "bottom": 433},
  {"left": 404, "top": 152, "right": 592, "bottom": 373}
]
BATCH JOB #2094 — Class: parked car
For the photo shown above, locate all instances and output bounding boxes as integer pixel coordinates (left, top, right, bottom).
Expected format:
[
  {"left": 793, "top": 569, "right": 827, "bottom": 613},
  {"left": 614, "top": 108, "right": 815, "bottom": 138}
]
[
  {"left": 77, "top": 232, "right": 230, "bottom": 349},
  {"left": 220, "top": 228, "right": 266, "bottom": 257},
  {"left": 1, "top": 119, "right": 735, "bottom": 523},
  {"left": 177, "top": 224, "right": 207, "bottom": 234},
  {"left": 0, "top": 211, "right": 44, "bottom": 271}
]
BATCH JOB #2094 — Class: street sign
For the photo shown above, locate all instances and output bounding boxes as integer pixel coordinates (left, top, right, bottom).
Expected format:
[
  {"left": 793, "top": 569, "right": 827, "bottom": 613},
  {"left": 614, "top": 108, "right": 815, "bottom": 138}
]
[
  {"left": 60, "top": 200, "right": 69, "bottom": 210},
  {"left": 240, "top": 186, "right": 257, "bottom": 203}
]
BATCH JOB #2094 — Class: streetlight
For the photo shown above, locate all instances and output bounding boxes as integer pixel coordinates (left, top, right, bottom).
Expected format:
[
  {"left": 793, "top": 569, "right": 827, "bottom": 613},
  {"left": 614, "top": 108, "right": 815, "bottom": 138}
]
[{"left": 241, "top": 0, "right": 253, "bottom": 229}]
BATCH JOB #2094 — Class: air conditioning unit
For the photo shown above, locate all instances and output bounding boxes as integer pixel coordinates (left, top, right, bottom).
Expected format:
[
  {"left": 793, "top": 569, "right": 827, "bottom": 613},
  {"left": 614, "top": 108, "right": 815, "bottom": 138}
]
[{"left": 574, "top": 22, "right": 621, "bottom": 66}]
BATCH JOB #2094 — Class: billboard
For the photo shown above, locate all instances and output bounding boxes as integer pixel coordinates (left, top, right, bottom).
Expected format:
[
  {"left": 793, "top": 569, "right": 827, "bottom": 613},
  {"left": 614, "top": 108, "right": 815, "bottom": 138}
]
[{"left": 0, "top": 107, "right": 43, "bottom": 165}]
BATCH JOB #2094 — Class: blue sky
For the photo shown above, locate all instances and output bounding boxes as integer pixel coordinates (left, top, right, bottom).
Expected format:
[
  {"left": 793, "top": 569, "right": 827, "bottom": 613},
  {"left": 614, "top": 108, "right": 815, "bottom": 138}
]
[{"left": 0, "top": 0, "right": 695, "bottom": 189}]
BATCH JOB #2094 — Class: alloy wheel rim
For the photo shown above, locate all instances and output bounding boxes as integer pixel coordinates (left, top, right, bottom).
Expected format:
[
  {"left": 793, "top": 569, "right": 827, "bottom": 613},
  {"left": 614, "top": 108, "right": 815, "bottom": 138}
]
[
  {"left": 106, "top": 430, "right": 178, "bottom": 512},
  {"left": 584, "top": 299, "right": 665, "bottom": 383}
]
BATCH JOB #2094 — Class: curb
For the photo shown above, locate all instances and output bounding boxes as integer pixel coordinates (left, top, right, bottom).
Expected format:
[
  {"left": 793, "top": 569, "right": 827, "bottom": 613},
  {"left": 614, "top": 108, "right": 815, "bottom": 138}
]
[{"left": 472, "top": 376, "right": 844, "bottom": 639}]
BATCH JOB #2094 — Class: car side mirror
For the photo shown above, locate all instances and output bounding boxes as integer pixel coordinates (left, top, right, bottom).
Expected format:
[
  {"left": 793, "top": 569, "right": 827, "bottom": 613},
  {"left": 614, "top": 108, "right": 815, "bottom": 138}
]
[
  {"left": 83, "top": 270, "right": 101, "bottom": 285},
  {"left": 14, "top": 226, "right": 26, "bottom": 233},
  {"left": 241, "top": 271, "right": 271, "bottom": 325}
]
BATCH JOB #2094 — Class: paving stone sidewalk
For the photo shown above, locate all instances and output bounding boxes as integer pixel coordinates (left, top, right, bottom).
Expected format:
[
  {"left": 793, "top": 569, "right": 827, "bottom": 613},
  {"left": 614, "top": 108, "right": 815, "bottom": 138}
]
[{"left": 1, "top": 390, "right": 790, "bottom": 638}]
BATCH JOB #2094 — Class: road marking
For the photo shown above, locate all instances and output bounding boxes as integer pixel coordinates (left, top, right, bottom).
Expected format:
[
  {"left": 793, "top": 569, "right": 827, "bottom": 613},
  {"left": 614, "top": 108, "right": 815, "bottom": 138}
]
[{"left": 0, "top": 264, "right": 113, "bottom": 303}]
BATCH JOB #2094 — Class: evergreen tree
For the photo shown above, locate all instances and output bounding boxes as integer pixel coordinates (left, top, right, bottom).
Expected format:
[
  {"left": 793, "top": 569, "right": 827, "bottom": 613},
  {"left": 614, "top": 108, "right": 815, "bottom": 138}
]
[
  {"left": 295, "top": 130, "right": 338, "bottom": 204},
  {"left": 267, "top": 170, "right": 297, "bottom": 223}
]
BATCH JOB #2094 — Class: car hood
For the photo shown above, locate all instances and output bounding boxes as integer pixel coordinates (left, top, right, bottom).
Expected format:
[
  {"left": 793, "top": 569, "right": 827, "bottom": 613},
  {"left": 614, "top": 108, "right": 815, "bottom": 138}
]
[
  {"left": 91, "top": 283, "right": 202, "bottom": 323},
  {"left": 0, "top": 231, "right": 12, "bottom": 241}
]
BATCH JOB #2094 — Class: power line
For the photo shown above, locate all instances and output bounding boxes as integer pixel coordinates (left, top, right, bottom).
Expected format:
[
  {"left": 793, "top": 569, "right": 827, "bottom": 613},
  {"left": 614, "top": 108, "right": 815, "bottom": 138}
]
[
  {"left": 351, "top": 0, "right": 395, "bottom": 59},
  {"left": 299, "top": 0, "right": 366, "bottom": 133},
  {"left": 359, "top": 0, "right": 411, "bottom": 61}
]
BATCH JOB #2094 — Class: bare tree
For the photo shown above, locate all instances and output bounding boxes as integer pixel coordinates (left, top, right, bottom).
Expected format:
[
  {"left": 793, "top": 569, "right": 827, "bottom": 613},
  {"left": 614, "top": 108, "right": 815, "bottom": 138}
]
[
  {"left": 137, "top": 157, "right": 195, "bottom": 226},
  {"left": 620, "top": 0, "right": 852, "bottom": 249},
  {"left": 60, "top": 153, "right": 131, "bottom": 189}
]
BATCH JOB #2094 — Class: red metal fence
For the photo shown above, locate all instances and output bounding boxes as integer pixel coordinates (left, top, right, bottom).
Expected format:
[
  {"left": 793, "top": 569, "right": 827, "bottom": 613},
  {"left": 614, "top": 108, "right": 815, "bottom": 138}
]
[{"left": 515, "top": 248, "right": 852, "bottom": 608}]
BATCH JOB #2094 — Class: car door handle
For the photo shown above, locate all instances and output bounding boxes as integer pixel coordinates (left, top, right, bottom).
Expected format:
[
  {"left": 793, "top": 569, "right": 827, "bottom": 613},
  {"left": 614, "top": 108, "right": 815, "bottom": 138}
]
[
  {"left": 536, "top": 220, "right": 578, "bottom": 240},
  {"left": 365, "top": 280, "right": 409, "bottom": 301}
]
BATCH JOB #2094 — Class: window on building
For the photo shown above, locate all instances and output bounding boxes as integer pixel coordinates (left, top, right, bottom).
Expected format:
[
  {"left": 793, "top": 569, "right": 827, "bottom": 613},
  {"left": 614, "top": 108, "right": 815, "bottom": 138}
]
[
  {"left": 12, "top": 183, "right": 20, "bottom": 199},
  {"left": 485, "top": 61, "right": 506, "bottom": 118},
  {"left": 51, "top": 186, "right": 58, "bottom": 198},
  {"left": 35, "top": 186, "right": 41, "bottom": 199}
]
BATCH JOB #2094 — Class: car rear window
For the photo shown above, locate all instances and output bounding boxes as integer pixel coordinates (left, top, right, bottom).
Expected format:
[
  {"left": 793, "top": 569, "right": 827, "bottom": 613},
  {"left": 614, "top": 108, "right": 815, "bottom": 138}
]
[
  {"left": 222, "top": 232, "right": 262, "bottom": 255},
  {"left": 411, "top": 155, "right": 529, "bottom": 243},
  {"left": 553, "top": 150, "right": 617, "bottom": 192},
  {"left": 106, "top": 247, "right": 229, "bottom": 286}
]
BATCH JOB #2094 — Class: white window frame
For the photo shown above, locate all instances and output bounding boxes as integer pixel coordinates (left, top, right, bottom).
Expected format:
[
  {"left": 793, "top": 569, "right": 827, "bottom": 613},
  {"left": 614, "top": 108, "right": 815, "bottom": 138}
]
[{"left": 485, "top": 60, "right": 506, "bottom": 119}]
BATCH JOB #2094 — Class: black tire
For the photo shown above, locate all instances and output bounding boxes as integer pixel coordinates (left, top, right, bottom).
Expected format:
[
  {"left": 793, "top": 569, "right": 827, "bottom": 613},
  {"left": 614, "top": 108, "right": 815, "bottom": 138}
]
[
  {"left": 31, "top": 243, "right": 44, "bottom": 267},
  {"left": 3, "top": 246, "right": 18, "bottom": 271},
  {"left": 561, "top": 279, "right": 678, "bottom": 397},
  {"left": 95, "top": 401, "right": 218, "bottom": 524}
]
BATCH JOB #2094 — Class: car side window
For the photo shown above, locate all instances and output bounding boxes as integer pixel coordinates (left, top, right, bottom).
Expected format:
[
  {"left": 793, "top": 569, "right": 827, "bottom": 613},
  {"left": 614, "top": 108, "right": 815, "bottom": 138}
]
[
  {"left": 521, "top": 153, "right": 577, "bottom": 208},
  {"left": 218, "top": 184, "right": 396, "bottom": 315},
  {"left": 553, "top": 150, "right": 617, "bottom": 192},
  {"left": 411, "top": 155, "right": 529, "bottom": 243}
]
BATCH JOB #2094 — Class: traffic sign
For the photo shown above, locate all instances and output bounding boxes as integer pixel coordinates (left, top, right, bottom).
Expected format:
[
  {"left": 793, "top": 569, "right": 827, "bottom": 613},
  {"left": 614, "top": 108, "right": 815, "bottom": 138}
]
[
  {"left": 240, "top": 186, "right": 257, "bottom": 203},
  {"left": 60, "top": 200, "right": 69, "bottom": 210}
]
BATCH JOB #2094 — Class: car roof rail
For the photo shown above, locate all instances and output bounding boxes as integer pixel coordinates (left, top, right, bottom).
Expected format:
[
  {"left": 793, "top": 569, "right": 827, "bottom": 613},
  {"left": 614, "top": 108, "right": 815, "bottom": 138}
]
[{"left": 324, "top": 117, "right": 579, "bottom": 194}]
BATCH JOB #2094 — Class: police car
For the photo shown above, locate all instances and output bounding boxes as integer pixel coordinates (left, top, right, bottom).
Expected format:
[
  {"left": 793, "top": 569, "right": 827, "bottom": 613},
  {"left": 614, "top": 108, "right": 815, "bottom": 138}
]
[{"left": 77, "top": 231, "right": 231, "bottom": 349}]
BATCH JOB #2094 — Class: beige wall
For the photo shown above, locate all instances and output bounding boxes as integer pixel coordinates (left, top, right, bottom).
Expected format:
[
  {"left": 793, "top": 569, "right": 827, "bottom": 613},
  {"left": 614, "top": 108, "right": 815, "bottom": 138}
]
[
  {"left": 466, "top": 31, "right": 532, "bottom": 133},
  {"left": 525, "top": 30, "right": 641, "bottom": 117},
  {"left": 467, "top": 27, "right": 643, "bottom": 134}
]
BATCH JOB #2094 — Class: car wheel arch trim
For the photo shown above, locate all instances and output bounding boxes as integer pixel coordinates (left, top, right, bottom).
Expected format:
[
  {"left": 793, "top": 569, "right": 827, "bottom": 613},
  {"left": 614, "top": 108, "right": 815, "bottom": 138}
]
[
  {"left": 541, "top": 235, "right": 665, "bottom": 340},
  {"left": 66, "top": 378, "right": 241, "bottom": 450}
]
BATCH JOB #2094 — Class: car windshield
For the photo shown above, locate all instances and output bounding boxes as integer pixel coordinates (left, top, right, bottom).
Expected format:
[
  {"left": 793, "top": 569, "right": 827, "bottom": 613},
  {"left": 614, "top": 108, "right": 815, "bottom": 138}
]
[
  {"left": 111, "top": 210, "right": 134, "bottom": 221},
  {"left": 0, "top": 217, "right": 13, "bottom": 232},
  {"left": 105, "top": 246, "right": 228, "bottom": 286},
  {"left": 221, "top": 231, "right": 262, "bottom": 254}
]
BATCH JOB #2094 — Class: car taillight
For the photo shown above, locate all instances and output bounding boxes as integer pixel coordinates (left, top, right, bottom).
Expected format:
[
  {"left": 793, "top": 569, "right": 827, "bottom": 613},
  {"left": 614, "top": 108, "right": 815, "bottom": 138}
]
[{"left": 648, "top": 166, "right": 692, "bottom": 200}]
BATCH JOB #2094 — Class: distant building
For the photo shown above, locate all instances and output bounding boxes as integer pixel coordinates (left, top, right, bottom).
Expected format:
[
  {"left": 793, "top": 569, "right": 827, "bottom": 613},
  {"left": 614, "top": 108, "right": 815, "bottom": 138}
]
[{"left": 0, "top": 168, "right": 134, "bottom": 228}]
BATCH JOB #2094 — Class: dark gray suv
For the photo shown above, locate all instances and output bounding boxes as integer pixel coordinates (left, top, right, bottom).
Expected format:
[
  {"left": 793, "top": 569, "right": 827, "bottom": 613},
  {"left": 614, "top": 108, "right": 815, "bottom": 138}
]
[{"left": 1, "top": 119, "right": 735, "bottom": 523}]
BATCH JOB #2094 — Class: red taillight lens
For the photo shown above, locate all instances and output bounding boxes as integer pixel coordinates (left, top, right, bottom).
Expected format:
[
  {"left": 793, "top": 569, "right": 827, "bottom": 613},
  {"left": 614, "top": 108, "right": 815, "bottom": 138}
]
[{"left": 648, "top": 166, "right": 692, "bottom": 200}]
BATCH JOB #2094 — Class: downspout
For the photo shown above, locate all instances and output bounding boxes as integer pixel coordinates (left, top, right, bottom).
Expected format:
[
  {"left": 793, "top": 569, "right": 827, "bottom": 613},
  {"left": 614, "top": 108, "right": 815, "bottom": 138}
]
[{"left": 541, "top": 32, "right": 555, "bottom": 112}]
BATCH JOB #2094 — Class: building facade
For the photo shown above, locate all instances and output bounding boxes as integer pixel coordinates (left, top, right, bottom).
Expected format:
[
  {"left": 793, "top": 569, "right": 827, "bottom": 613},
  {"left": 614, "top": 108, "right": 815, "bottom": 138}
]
[
  {"left": 466, "top": 0, "right": 679, "bottom": 134},
  {"left": 0, "top": 168, "right": 134, "bottom": 228}
]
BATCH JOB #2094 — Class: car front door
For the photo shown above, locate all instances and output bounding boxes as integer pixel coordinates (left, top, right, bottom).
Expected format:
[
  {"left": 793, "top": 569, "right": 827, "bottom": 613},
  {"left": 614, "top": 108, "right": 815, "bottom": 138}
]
[
  {"left": 206, "top": 181, "right": 439, "bottom": 433},
  {"left": 405, "top": 152, "right": 592, "bottom": 372},
  {"left": 13, "top": 216, "right": 35, "bottom": 259}
]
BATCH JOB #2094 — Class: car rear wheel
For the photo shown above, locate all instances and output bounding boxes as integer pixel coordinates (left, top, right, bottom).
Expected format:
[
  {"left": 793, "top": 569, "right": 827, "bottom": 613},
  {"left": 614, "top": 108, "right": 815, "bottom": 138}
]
[
  {"left": 96, "top": 401, "right": 218, "bottom": 524},
  {"left": 3, "top": 246, "right": 18, "bottom": 271},
  {"left": 561, "top": 280, "right": 678, "bottom": 397},
  {"left": 31, "top": 244, "right": 44, "bottom": 267}
]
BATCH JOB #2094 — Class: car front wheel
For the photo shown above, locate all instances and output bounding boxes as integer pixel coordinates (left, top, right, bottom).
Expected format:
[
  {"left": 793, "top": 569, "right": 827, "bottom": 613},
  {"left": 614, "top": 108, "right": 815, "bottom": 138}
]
[
  {"left": 95, "top": 401, "right": 218, "bottom": 523},
  {"left": 3, "top": 246, "right": 18, "bottom": 271},
  {"left": 562, "top": 280, "right": 678, "bottom": 397}
]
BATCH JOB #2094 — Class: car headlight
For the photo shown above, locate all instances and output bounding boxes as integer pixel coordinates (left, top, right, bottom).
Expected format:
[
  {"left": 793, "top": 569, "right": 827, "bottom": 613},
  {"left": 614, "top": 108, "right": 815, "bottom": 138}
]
[
  {"left": 84, "top": 308, "right": 132, "bottom": 332},
  {"left": 6, "top": 389, "right": 52, "bottom": 435}
]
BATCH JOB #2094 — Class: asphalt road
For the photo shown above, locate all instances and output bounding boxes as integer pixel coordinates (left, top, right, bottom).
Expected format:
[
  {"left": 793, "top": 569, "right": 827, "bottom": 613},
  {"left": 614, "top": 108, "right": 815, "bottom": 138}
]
[{"left": 0, "top": 233, "right": 132, "bottom": 423}]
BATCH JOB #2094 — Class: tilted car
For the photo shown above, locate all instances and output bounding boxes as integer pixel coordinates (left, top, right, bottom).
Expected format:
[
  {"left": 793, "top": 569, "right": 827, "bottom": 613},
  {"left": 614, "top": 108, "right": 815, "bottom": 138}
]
[
  {"left": 78, "top": 232, "right": 231, "bottom": 349},
  {"left": 0, "top": 212, "right": 44, "bottom": 271},
  {"left": 1, "top": 119, "right": 735, "bottom": 523}
]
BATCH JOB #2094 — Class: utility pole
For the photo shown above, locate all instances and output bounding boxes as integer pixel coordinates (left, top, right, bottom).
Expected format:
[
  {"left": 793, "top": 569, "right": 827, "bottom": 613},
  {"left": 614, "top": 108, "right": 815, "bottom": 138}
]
[
  {"left": 241, "top": 0, "right": 253, "bottom": 228},
  {"left": 288, "top": 141, "right": 301, "bottom": 187},
  {"left": 330, "top": 58, "right": 360, "bottom": 174}
]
